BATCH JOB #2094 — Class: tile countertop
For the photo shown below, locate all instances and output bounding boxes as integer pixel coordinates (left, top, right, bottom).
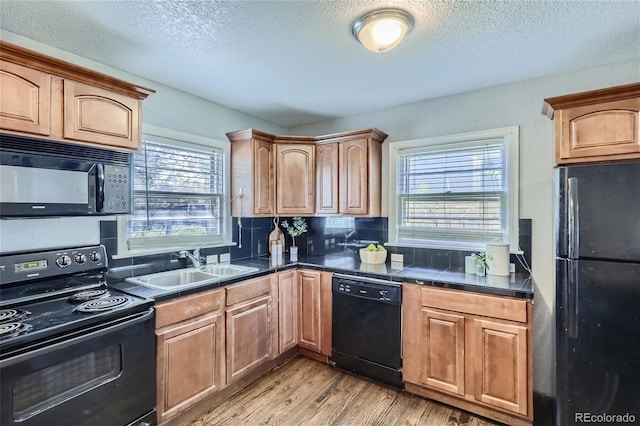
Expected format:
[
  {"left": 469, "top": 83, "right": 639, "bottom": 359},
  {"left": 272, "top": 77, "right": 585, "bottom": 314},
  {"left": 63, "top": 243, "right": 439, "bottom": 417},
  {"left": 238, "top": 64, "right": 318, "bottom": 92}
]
[{"left": 110, "top": 252, "right": 534, "bottom": 303}]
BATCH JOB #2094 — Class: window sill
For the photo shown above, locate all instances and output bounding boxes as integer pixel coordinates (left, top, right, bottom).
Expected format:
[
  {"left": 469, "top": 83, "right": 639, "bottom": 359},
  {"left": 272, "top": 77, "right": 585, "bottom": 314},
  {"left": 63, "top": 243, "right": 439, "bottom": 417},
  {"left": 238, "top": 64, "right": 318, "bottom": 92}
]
[
  {"left": 384, "top": 241, "right": 523, "bottom": 255},
  {"left": 112, "top": 241, "right": 236, "bottom": 259}
]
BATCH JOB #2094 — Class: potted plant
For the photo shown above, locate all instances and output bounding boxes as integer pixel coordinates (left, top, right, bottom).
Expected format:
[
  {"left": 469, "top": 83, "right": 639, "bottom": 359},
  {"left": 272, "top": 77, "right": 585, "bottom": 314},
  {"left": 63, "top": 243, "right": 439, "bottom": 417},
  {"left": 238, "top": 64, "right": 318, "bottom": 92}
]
[
  {"left": 281, "top": 216, "right": 308, "bottom": 261},
  {"left": 472, "top": 251, "right": 492, "bottom": 276}
]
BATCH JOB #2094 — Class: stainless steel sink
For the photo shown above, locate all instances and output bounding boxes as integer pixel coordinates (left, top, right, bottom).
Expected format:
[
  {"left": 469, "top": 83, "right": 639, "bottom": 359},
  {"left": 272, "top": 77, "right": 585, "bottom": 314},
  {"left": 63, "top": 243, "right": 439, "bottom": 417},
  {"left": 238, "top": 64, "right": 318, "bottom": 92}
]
[
  {"left": 125, "top": 264, "right": 259, "bottom": 290},
  {"left": 201, "top": 264, "right": 259, "bottom": 276},
  {"left": 125, "top": 269, "right": 219, "bottom": 290}
]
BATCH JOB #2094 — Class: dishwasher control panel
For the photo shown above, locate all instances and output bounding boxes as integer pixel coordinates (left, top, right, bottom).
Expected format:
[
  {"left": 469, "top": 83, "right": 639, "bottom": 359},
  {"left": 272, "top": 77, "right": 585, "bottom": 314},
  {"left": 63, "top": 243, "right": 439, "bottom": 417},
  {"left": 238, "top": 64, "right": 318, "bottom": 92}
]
[{"left": 332, "top": 275, "right": 401, "bottom": 304}]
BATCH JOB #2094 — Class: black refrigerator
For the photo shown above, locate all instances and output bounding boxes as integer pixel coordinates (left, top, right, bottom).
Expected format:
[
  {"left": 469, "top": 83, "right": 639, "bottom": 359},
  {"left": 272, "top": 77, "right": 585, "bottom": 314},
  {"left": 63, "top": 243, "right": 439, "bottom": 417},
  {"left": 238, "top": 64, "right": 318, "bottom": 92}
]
[{"left": 556, "top": 161, "right": 640, "bottom": 425}]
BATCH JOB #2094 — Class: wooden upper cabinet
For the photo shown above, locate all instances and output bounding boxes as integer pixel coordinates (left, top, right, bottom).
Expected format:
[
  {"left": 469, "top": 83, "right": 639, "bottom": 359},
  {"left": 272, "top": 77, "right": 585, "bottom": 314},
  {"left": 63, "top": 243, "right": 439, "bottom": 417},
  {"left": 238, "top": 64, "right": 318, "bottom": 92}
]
[
  {"left": 340, "top": 139, "right": 369, "bottom": 215},
  {"left": 254, "top": 139, "right": 276, "bottom": 215},
  {"left": 315, "top": 143, "right": 339, "bottom": 215},
  {"left": 229, "top": 128, "right": 386, "bottom": 217},
  {"left": 0, "top": 40, "right": 153, "bottom": 152},
  {"left": 275, "top": 143, "right": 315, "bottom": 215},
  {"left": 543, "top": 82, "right": 640, "bottom": 164},
  {"left": 227, "top": 129, "right": 276, "bottom": 217},
  {"left": 0, "top": 60, "right": 51, "bottom": 136},
  {"left": 63, "top": 80, "right": 141, "bottom": 151}
]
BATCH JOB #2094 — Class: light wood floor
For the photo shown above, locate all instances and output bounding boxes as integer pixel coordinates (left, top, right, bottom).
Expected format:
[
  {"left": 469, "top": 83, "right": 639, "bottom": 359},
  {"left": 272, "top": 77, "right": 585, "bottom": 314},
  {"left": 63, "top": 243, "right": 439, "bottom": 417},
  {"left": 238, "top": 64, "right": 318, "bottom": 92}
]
[{"left": 185, "top": 356, "right": 501, "bottom": 426}]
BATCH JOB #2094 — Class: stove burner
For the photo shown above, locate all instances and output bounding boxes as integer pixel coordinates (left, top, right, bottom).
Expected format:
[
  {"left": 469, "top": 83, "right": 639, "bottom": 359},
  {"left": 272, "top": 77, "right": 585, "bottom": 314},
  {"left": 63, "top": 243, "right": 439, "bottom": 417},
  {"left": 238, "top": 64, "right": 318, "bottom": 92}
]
[
  {"left": 76, "top": 295, "right": 133, "bottom": 313},
  {"left": 0, "top": 308, "right": 30, "bottom": 324},
  {"left": 0, "top": 322, "right": 33, "bottom": 340},
  {"left": 68, "top": 289, "right": 111, "bottom": 303}
]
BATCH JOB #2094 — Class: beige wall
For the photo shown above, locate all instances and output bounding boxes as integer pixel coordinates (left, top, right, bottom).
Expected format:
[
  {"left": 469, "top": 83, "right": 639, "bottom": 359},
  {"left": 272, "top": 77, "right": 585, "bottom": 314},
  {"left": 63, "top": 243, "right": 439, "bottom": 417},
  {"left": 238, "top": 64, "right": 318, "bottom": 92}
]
[{"left": 289, "top": 58, "right": 640, "bottom": 396}]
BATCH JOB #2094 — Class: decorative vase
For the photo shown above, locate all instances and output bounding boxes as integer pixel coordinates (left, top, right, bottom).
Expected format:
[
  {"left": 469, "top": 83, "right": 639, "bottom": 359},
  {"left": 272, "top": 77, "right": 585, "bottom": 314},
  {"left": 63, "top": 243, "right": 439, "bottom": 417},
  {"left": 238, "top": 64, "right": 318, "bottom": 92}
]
[
  {"left": 290, "top": 246, "right": 298, "bottom": 262},
  {"left": 476, "top": 263, "right": 486, "bottom": 277}
]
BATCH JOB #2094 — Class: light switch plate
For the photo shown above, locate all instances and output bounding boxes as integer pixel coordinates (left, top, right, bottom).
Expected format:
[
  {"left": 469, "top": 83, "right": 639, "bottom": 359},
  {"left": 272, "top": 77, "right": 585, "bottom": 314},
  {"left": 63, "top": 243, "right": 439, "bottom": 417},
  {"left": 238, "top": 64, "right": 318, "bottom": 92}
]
[
  {"left": 391, "top": 253, "right": 403, "bottom": 263},
  {"left": 206, "top": 255, "right": 218, "bottom": 264},
  {"left": 219, "top": 253, "right": 231, "bottom": 264}
]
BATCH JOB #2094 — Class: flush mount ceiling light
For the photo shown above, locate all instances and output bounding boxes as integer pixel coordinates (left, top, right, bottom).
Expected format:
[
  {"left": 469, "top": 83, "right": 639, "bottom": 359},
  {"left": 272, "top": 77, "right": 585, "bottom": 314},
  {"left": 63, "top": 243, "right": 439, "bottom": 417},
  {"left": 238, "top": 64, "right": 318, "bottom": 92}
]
[{"left": 351, "top": 8, "right": 414, "bottom": 53}]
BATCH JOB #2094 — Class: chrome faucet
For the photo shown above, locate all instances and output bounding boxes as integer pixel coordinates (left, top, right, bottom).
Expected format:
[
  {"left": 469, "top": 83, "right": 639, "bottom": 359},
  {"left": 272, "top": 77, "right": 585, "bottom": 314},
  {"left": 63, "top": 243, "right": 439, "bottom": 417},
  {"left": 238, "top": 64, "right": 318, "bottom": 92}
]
[{"left": 178, "top": 250, "right": 201, "bottom": 269}]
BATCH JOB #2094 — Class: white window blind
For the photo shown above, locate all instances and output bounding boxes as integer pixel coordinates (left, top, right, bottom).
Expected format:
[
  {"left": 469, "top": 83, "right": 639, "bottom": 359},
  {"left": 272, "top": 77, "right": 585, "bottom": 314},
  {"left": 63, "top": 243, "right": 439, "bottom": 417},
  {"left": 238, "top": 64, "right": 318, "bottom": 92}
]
[
  {"left": 396, "top": 138, "right": 510, "bottom": 247},
  {"left": 127, "top": 140, "right": 226, "bottom": 249}
]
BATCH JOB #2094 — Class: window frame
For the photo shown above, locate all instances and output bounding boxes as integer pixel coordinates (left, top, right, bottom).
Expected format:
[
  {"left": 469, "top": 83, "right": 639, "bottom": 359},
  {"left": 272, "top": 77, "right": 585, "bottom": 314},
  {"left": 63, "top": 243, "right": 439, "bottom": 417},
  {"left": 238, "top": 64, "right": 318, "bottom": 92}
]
[
  {"left": 116, "top": 124, "right": 232, "bottom": 257},
  {"left": 387, "top": 126, "right": 520, "bottom": 253}
]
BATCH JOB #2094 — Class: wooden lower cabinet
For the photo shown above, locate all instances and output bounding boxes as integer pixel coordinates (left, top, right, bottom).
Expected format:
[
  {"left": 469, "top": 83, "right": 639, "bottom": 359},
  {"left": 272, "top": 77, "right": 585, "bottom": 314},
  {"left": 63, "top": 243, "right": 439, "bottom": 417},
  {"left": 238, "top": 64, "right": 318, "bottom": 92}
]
[
  {"left": 403, "top": 284, "right": 533, "bottom": 425},
  {"left": 155, "top": 289, "right": 225, "bottom": 423},
  {"left": 421, "top": 308, "right": 465, "bottom": 396},
  {"left": 225, "top": 276, "right": 274, "bottom": 384},
  {"left": 277, "top": 270, "right": 298, "bottom": 354},
  {"left": 297, "top": 270, "right": 332, "bottom": 357}
]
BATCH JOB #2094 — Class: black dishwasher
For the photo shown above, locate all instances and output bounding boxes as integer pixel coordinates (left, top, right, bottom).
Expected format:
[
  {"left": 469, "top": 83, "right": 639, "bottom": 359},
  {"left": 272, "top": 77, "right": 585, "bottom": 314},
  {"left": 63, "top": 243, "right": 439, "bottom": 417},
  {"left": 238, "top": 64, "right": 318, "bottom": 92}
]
[{"left": 331, "top": 274, "right": 403, "bottom": 389}]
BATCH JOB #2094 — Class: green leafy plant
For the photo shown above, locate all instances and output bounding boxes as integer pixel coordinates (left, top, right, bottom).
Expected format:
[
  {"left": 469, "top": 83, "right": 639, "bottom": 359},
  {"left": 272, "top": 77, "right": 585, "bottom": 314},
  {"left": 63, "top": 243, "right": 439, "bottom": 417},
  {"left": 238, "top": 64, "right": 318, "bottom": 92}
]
[
  {"left": 472, "top": 251, "right": 492, "bottom": 270},
  {"left": 281, "top": 217, "right": 308, "bottom": 247}
]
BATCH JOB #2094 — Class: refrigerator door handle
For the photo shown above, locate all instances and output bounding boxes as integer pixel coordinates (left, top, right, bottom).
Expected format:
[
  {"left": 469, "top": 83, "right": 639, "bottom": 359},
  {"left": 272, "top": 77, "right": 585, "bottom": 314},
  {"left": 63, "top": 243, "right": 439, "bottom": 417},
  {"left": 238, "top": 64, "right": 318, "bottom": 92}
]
[
  {"left": 567, "top": 177, "right": 579, "bottom": 259},
  {"left": 568, "top": 259, "right": 579, "bottom": 338}
]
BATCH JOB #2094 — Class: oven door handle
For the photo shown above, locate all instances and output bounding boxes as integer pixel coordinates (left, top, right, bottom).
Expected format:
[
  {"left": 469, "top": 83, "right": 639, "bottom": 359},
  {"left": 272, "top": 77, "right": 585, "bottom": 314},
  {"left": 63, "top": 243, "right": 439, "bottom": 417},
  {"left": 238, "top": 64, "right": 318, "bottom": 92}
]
[{"left": 1, "top": 309, "right": 153, "bottom": 367}]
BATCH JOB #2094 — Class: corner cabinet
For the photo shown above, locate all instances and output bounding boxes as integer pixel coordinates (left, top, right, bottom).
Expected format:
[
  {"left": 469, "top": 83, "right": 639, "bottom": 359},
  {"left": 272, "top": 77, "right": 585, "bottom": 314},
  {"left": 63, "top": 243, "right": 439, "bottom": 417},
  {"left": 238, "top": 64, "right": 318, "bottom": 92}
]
[
  {"left": 155, "top": 289, "right": 226, "bottom": 423},
  {"left": 315, "top": 129, "right": 387, "bottom": 217},
  {"left": 227, "top": 128, "right": 387, "bottom": 217},
  {"left": 403, "top": 284, "right": 533, "bottom": 426},
  {"left": 0, "top": 40, "right": 153, "bottom": 152},
  {"left": 543, "top": 82, "right": 640, "bottom": 164},
  {"left": 275, "top": 141, "right": 315, "bottom": 215}
]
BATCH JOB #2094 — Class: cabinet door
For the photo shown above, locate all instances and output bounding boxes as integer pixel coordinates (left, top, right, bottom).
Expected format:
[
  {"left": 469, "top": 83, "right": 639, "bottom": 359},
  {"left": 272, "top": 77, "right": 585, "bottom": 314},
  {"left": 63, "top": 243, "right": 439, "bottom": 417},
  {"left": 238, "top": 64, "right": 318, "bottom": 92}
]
[
  {"left": 254, "top": 139, "right": 275, "bottom": 215},
  {"left": 421, "top": 308, "right": 466, "bottom": 396},
  {"left": 0, "top": 60, "right": 51, "bottom": 136},
  {"left": 339, "top": 139, "right": 368, "bottom": 215},
  {"left": 63, "top": 79, "right": 141, "bottom": 151},
  {"left": 472, "top": 318, "right": 528, "bottom": 415},
  {"left": 315, "top": 143, "right": 339, "bottom": 215},
  {"left": 226, "top": 295, "right": 273, "bottom": 384},
  {"left": 557, "top": 98, "right": 640, "bottom": 163},
  {"left": 276, "top": 143, "right": 315, "bottom": 215},
  {"left": 277, "top": 270, "right": 298, "bottom": 354},
  {"left": 297, "top": 269, "right": 322, "bottom": 352},
  {"left": 156, "top": 312, "right": 224, "bottom": 422}
]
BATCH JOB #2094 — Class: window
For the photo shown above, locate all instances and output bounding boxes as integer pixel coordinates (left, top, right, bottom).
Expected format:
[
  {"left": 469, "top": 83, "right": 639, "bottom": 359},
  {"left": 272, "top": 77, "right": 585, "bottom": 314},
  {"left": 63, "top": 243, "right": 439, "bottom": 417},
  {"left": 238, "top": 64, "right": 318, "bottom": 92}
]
[
  {"left": 388, "top": 126, "right": 519, "bottom": 251},
  {"left": 118, "top": 126, "right": 230, "bottom": 253}
]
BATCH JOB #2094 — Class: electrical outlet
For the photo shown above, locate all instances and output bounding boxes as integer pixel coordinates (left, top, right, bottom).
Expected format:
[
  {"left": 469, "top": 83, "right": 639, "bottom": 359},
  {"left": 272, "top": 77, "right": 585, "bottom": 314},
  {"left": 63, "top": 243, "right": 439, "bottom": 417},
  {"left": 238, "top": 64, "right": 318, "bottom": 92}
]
[
  {"left": 219, "top": 253, "right": 231, "bottom": 264},
  {"left": 206, "top": 255, "right": 218, "bottom": 264},
  {"left": 391, "top": 253, "right": 403, "bottom": 263}
]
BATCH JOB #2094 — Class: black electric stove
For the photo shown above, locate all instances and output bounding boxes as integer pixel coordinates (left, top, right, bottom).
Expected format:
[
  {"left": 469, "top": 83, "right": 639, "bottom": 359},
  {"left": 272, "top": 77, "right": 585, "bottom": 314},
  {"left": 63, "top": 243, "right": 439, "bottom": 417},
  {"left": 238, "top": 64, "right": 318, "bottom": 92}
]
[
  {"left": 0, "top": 245, "right": 156, "bottom": 426},
  {"left": 0, "top": 245, "right": 152, "bottom": 355}
]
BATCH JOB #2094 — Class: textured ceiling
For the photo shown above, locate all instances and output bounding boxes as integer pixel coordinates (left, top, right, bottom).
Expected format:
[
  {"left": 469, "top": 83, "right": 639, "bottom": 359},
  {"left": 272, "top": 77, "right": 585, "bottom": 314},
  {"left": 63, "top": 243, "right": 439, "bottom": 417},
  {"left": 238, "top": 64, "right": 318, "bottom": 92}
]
[{"left": 1, "top": 1, "right": 639, "bottom": 127}]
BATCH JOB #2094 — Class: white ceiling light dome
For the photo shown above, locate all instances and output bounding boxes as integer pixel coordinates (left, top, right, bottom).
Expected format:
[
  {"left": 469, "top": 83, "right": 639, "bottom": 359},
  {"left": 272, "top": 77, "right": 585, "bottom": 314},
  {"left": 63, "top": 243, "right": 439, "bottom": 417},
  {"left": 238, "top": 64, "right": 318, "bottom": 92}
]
[{"left": 351, "top": 8, "right": 414, "bottom": 53}]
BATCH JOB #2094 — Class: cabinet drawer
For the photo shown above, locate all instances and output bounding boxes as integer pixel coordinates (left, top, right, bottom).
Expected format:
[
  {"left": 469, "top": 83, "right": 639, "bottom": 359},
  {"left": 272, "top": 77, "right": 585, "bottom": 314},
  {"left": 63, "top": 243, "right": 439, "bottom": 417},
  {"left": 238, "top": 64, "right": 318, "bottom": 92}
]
[
  {"left": 226, "top": 276, "right": 272, "bottom": 306},
  {"left": 421, "top": 287, "right": 528, "bottom": 323},
  {"left": 156, "top": 289, "right": 223, "bottom": 328}
]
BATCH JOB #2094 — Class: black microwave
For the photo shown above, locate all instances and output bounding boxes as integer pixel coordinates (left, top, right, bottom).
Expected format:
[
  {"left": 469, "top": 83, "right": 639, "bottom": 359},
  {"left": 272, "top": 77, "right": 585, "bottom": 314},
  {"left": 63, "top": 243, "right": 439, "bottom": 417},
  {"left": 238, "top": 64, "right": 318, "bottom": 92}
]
[{"left": 0, "top": 134, "right": 133, "bottom": 217}]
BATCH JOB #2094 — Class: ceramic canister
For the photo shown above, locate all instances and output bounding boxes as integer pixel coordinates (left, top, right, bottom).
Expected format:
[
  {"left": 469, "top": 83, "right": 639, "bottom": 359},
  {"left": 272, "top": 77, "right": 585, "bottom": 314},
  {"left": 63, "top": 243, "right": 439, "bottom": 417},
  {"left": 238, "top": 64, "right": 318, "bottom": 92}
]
[{"left": 486, "top": 242, "right": 510, "bottom": 276}]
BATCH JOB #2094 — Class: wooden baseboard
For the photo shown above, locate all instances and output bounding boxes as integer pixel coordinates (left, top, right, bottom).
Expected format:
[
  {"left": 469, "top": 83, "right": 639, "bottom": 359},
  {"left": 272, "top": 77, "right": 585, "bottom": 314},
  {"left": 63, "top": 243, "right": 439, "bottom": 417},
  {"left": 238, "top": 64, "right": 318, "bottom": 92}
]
[
  {"left": 298, "top": 346, "right": 329, "bottom": 363},
  {"left": 160, "top": 348, "right": 298, "bottom": 426},
  {"left": 404, "top": 383, "right": 533, "bottom": 426}
]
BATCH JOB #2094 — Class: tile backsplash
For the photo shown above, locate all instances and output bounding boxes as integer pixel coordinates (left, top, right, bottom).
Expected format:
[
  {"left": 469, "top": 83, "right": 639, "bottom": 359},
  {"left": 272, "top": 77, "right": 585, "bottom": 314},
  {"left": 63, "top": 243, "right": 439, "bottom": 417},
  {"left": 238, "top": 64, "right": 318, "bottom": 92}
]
[{"left": 100, "top": 217, "right": 532, "bottom": 278}]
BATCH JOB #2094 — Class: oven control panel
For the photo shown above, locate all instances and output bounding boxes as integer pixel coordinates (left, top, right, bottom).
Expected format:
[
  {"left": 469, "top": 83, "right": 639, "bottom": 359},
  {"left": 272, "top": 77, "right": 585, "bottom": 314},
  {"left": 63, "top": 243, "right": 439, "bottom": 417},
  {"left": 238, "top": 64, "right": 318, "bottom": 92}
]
[{"left": 0, "top": 245, "right": 108, "bottom": 285}]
